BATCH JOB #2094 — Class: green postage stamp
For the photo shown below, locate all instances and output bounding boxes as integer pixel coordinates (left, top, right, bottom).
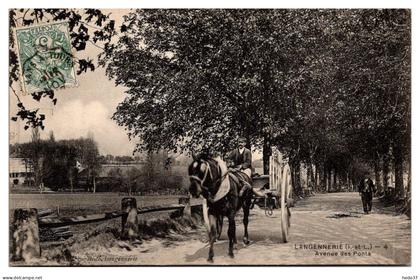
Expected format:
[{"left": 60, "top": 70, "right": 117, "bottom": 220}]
[{"left": 15, "top": 21, "right": 77, "bottom": 93}]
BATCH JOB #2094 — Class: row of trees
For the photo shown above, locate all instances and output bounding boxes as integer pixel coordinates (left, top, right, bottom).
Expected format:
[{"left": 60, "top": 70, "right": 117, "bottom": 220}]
[
  {"left": 10, "top": 131, "right": 186, "bottom": 194},
  {"left": 9, "top": 9, "right": 410, "bottom": 202},
  {"left": 101, "top": 10, "right": 410, "bottom": 201},
  {"left": 105, "top": 165, "right": 184, "bottom": 195},
  {"left": 10, "top": 129, "right": 101, "bottom": 192}
]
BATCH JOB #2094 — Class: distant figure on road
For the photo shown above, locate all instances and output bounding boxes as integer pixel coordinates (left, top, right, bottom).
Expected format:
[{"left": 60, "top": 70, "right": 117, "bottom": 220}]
[{"left": 358, "top": 175, "right": 376, "bottom": 214}]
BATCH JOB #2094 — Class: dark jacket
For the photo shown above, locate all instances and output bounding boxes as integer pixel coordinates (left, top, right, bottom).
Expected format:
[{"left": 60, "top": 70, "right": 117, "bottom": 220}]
[
  {"left": 227, "top": 148, "right": 252, "bottom": 170},
  {"left": 358, "top": 178, "right": 376, "bottom": 193}
]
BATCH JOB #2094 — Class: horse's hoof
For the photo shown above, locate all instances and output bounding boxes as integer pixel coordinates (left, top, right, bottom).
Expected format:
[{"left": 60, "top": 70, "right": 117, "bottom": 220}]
[
  {"left": 207, "top": 257, "right": 214, "bottom": 263},
  {"left": 229, "top": 252, "right": 235, "bottom": 258},
  {"left": 243, "top": 238, "right": 250, "bottom": 245}
]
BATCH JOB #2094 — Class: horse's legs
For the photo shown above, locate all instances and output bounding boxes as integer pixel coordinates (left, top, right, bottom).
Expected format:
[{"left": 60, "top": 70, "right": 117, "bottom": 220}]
[
  {"left": 227, "top": 211, "right": 236, "bottom": 258},
  {"left": 242, "top": 202, "right": 250, "bottom": 245},
  {"left": 207, "top": 214, "right": 217, "bottom": 262}
]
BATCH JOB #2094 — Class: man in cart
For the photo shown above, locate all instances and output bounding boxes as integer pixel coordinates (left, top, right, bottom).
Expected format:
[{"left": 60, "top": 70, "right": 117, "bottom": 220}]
[{"left": 227, "top": 137, "right": 266, "bottom": 197}]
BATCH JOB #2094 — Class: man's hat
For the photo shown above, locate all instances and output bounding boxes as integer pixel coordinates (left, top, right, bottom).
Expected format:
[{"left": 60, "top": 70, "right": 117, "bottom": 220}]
[{"left": 238, "top": 137, "right": 247, "bottom": 143}]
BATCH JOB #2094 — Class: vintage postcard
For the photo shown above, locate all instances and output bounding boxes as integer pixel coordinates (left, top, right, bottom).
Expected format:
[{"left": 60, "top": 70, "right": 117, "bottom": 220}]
[{"left": 8, "top": 8, "right": 411, "bottom": 267}]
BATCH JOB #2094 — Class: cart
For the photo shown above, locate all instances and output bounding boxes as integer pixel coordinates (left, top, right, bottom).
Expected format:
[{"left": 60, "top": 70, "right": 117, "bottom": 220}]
[{"left": 216, "top": 152, "right": 292, "bottom": 243}]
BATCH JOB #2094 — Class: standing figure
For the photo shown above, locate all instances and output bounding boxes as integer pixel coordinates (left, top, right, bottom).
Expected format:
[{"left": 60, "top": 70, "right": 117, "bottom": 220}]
[{"left": 358, "top": 175, "right": 376, "bottom": 214}]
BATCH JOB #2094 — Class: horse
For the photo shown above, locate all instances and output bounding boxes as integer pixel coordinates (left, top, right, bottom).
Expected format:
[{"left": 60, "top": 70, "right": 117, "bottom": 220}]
[{"left": 188, "top": 155, "right": 253, "bottom": 262}]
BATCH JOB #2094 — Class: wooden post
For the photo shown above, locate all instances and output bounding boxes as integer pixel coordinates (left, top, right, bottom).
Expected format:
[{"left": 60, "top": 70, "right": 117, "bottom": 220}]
[
  {"left": 179, "top": 196, "right": 191, "bottom": 218},
  {"left": 93, "top": 176, "right": 96, "bottom": 193},
  {"left": 121, "top": 197, "right": 138, "bottom": 241},
  {"left": 11, "top": 209, "right": 41, "bottom": 262}
]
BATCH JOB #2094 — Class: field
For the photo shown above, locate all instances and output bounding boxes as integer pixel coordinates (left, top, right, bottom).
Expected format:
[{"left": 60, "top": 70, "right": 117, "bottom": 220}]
[{"left": 10, "top": 193, "right": 188, "bottom": 212}]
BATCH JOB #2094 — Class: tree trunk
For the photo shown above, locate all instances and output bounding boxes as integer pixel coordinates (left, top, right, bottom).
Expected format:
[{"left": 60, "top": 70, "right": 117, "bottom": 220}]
[
  {"left": 300, "top": 164, "right": 309, "bottom": 189},
  {"left": 69, "top": 168, "right": 74, "bottom": 193},
  {"left": 383, "top": 148, "right": 391, "bottom": 197},
  {"left": 290, "top": 166, "right": 296, "bottom": 196},
  {"left": 297, "top": 162, "right": 302, "bottom": 195},
  {"left": 93, "top": 176, "right": 96, "bottom": 193},
  {"left": 292, "top": 161, "right": 302, "bottom": 196},
  {"left": 70, "top": 175, "right": 73, "bottom": 193},
  {"left": 374, "top": 153, "right": 383, "bottom": 194},
  {"left": 35, "top": 158, "right": 43, "bottom": 193},
  {"left": 327, "top": 168, "right": 332, "bottom": 192},
  {"left": 306, "top": 164, "right": 311, "bottom": 191},
  {"left": 407, "top": 159, "right": 411, "bottom": 193},
  {"left": 350, "top": 173, "right": 353, "bottom": 191},
  {"left": 262, "top": 137, "right": 271, "bottom": 175},
  {"left": 346, "top": 172, "right": 350, "bottom": 191},
  {"left": 393, "top": 144, "right": 405, "bottom": 200},
  {"left": 307, "top": 160, "right": 315, "bottom": 191}
]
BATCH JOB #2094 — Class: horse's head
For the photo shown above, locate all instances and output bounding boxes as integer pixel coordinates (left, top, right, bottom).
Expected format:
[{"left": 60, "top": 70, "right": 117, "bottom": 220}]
[{"left": 188, "top": 157, "right": 218, "bottom": 199}]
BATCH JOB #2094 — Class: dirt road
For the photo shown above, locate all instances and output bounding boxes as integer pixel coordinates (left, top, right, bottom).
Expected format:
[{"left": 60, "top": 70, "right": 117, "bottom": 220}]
[{"left": 70, "top": 192, "right": 410, "bottom": 265}]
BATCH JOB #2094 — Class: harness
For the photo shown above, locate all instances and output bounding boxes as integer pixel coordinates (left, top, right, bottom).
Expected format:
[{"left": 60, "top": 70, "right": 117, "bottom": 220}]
[
  {"left": 188, "top": 160, "right": 213, "bottom": 192},
  {"left": 190, "top": 159, "right": 279, "bottom": 216},
  {"left": 189, "top": 159, "right": 231, "bottom": 202}
]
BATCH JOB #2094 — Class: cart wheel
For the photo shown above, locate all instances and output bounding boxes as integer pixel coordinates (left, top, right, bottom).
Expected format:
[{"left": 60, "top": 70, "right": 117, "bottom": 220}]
[
  {"left": 216, "top": 215, "right": 223, "bottom": 240},
  {"left": 280, "top": 202, "right": 290, "bottom": 242},
  {"left": 280, "top": 165, "right": 292, "bottom": 243}
]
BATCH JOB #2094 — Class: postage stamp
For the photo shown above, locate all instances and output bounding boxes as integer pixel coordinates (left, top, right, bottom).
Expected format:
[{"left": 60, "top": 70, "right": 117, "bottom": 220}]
[{"left": 14, "top": 21, "right": 77, "bottom": 94}]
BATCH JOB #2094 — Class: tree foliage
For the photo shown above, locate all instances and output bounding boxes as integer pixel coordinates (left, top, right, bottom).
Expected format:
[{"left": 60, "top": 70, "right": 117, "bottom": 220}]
[
  {"left": 102, "top": 10, "right": 410, "bottom": 170},
  {"left": 10, "top": 134, "right": 101, "bottom": 191}
]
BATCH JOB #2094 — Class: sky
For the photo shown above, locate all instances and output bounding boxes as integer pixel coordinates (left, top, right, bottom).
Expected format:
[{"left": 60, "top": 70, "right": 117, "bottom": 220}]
[
  {"left": 9, "top": 9, "right": 267, "bottom": 160},
  {"left": 9, "top": 9, "right": 138, "bottom": 156}
]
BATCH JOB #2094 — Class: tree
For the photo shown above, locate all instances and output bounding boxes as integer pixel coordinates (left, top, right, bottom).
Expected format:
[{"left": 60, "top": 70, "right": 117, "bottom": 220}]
[
  {"left": 28, "top": 127, "right": 51, "bottom": 192},
  {"left": 11, "top": 130, "right": 72, "bottom": 192},
  {"left": 71, "top": 137, "right": 101, "bottom": 192},
  {"left": 100, "top": 10, "right": 410, "bottom": 199},
  {"left": 330, "top": 10, "right": 410, "bottom": 200},
  {"left": 103, "top": 11, "right": 295, "bottom": 157},
  {"left": 11, "top": 136, "right": 101, "bottom": 192}
]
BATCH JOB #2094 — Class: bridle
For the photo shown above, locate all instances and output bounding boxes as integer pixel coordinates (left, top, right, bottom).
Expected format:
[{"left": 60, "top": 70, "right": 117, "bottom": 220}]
[{"left": 189, "top": 160, "right": 213, "bottom": 191}]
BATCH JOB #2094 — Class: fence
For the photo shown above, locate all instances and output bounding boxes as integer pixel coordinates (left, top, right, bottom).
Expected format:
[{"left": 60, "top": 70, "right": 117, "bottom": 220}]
[{"left": 10, "top": 196, "right": 199, "bottom": 263}]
